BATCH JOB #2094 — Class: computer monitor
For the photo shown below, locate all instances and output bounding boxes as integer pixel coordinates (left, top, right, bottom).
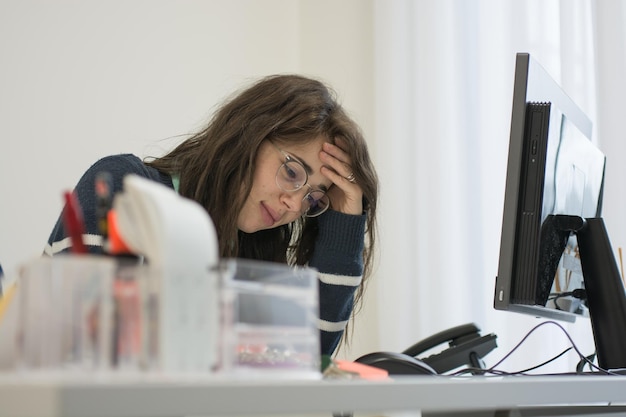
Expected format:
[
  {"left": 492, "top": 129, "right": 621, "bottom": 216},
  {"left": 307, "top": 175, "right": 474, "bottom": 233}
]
[{"left": 494, "top": 53, "right": 626, "bottom": 370}]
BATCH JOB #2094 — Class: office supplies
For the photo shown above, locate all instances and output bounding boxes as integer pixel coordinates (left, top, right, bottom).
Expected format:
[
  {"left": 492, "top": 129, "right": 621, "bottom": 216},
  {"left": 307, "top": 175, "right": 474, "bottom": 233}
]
[
  {"left": 323, "top": 359, "right": 390, "bottom": 380},
  {"left": 113, "top": 174, "right": 220, "bottom": 372},
  {"left": 219, "top": 258, "right": 320, "bottom": 377},
  {"left": 95, "top": 171, "right": 113, "bottom": 242},
  {"left": 0, "top": 283, "right": 16, "bottom": 325},
  {"left": 112, "top": 174, "right": 219, "bottom": 268},
  {"left": 105, "top": 210, "right": 133, "bottom": 255},
  {"left": 17, "top": 256, "right": 116, "bottom": 370},
  {"left": 62, "top": 191, "right": 87, "bottom": 254}
]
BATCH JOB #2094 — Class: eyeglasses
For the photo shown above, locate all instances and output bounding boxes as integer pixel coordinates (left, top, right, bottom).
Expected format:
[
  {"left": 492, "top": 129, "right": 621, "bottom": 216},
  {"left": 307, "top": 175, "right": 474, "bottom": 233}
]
[{"left": 271, "top": 141, "right": 330, "bottom": 217}]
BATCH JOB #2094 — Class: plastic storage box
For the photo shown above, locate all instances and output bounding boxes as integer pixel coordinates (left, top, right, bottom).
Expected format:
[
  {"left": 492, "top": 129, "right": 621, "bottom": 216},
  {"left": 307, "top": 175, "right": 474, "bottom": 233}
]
[{"left": 218, "top": 258, "right": 321, "bottom": 378}]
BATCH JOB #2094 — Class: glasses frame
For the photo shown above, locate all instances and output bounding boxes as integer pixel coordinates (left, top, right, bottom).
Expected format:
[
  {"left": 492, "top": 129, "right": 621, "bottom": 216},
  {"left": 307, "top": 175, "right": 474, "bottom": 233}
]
[{"left": 270, "top": 141, "right": 330, "bottom": 218}]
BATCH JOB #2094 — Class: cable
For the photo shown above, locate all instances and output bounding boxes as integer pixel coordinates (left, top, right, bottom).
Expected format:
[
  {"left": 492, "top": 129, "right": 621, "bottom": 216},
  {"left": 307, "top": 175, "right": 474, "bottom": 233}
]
[
  {"left": 451, "top": 347, "right": 572, "bottom": 377},
  {"left": 485, "top": 321, "right": 560, "bottom": 372},
  {"left": 576, "top": 353, "right": 596, "bottom": 373},
  {"left": 548, "top": 289, "right": 588, "bottom": 311},
  {"left": 515, "top": 347, "right": 573, "bottom": 374},
  {"left": 451, "top": 320, "right": 620, "bottom": 377}
]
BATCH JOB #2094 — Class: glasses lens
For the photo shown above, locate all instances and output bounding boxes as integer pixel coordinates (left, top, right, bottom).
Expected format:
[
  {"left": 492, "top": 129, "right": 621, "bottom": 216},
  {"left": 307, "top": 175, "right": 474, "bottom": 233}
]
[
  {"left": 303, "top": 190, "right": 330, "bottom": 217},
  {"left": 276, "top": 160, "right": 307, "bottom": 191}
]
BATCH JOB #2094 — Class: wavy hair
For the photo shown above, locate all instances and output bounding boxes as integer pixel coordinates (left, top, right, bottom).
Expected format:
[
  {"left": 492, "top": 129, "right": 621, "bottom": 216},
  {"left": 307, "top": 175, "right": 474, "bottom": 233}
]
[{"left": 146, "top": 74, "right": 378, "bottom": 345}]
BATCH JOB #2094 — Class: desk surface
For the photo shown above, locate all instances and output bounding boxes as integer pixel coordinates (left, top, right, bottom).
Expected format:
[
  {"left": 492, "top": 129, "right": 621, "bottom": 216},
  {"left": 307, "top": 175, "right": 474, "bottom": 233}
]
[{"left": 1, "top": 373, "right": 626, "bottom": 417}]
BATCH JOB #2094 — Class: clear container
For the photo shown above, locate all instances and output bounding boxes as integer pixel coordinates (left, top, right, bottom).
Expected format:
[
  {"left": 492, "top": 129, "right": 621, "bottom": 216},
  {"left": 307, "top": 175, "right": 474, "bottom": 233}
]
[
  {"left": 16, "top": 255, "right": 116, "bottom": 371},
  {"left": 218, "top": 258, "right": 321, "bottom": 378}
]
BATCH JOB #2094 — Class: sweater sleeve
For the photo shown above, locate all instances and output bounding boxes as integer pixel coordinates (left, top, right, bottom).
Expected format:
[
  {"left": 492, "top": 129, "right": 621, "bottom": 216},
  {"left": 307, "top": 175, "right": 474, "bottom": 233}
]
[
  {"left": 308, "top": 210, "right": 366, "bottom": 355},
  {"left": 44, "top": 154, "right": 172, "bottom": 256}
]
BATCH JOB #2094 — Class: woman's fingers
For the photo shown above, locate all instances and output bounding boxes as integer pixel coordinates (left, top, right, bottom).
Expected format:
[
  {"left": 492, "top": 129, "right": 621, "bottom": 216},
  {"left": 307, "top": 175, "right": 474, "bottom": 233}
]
[{"left": 320, "top": 140, "right": 362, "bottom": 215}]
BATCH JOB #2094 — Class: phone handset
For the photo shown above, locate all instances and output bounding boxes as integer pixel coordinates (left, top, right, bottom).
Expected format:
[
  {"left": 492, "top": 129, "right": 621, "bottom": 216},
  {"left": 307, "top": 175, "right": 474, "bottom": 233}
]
[{"left": 402, "top": 323, "right": 497, "bottom": 374}]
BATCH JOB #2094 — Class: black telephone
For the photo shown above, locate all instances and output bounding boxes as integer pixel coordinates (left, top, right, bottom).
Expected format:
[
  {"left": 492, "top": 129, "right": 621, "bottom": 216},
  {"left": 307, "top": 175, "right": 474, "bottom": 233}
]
[{"left": 355, "top": 323, "right": 497, "bottom": 375}]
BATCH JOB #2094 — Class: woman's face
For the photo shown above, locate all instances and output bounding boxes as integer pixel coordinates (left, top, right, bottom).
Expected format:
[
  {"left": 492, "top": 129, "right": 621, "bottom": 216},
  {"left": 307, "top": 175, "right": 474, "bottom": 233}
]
[{"left": 237, "top": 136, "right": 333, "bottom": 233}]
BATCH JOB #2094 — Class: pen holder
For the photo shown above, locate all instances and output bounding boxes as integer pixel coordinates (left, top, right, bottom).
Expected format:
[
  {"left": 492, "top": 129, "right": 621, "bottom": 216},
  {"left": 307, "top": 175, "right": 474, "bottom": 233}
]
[
  {"left": 13, "top": 256, "right": 221, "bottom": 374},
  {"left": 16, "top": 255, "right": 116, "bottom": 371}
]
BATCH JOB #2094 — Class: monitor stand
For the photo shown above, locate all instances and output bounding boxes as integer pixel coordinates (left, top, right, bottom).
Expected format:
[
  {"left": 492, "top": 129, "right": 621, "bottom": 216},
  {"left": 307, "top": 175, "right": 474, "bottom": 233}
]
[{"left": 555, "top": 215, "right": 626, "bottom": 370}]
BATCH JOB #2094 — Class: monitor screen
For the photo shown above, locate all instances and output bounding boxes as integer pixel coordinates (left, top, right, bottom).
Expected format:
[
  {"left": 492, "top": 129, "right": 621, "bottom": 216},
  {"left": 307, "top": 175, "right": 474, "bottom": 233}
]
[
  {"left": 494, "top": 53, "right": 626, "bottom": 370},
  {"left": 494, "top": 53, "right": 606, "bottom": 321}
]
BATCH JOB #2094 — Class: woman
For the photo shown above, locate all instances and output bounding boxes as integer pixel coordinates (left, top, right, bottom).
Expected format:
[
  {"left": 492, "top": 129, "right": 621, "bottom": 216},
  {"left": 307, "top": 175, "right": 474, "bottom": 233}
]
[{"left": 45, "top": 74, "right": 379, "bottom": 356}]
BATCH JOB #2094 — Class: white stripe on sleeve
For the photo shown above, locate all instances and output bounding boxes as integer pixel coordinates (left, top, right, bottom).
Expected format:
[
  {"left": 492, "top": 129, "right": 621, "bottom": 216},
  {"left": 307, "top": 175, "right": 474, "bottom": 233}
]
[
  {"left": 318, "top": 272, "right": 362, "bottom": 287},
  {"left": 318, "top": 318, "right": 349, "bottom": 333},
  {"left": 44, "top": 234, "right": 103, "bottom": 256}
]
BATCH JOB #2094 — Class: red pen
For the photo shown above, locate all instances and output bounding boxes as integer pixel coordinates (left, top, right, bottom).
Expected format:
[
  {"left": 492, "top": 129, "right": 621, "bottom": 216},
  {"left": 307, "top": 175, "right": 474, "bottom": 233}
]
[{"left": 63, "top": 191, "right": 88, "bottom": 254}]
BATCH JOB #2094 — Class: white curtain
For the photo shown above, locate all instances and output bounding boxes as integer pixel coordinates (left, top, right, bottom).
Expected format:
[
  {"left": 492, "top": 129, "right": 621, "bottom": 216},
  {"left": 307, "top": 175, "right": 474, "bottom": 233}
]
[{"left": 368, "top": 0, "right": 626, "bottom": 373}]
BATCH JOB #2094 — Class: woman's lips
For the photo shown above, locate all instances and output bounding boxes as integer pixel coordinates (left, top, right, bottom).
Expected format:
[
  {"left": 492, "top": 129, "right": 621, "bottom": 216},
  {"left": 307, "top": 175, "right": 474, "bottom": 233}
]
[{"left": 260, "top": 202, "right": 277, "bottom": 227}]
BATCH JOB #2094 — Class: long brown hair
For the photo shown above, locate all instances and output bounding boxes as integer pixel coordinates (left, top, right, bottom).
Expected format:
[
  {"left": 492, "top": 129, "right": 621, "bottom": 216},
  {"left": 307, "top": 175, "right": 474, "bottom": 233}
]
[{"left": 146, "top": 74, "right": 378, "bottom": 341}]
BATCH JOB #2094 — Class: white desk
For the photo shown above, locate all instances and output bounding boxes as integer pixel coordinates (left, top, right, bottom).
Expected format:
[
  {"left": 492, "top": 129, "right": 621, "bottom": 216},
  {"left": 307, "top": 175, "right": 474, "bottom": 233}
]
[{"left": 1, "top": 373, "right": 626, "bottom": 417}]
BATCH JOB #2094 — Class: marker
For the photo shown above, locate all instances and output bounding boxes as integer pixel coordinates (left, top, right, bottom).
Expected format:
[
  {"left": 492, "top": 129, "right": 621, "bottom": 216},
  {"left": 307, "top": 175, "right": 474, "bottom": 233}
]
[
  {"left": 0, "top": 282, "right": 17, "bottom": 325},
  {"left": 63, "top": 191, "right": 88, "bottom": 254},
  {"left": 95, "top": 171, "right": 113, "bottom": 245}
]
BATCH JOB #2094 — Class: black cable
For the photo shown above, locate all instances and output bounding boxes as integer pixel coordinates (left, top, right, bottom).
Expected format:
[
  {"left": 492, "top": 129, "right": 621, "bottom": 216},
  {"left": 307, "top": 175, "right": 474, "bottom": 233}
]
[
  {"left": 548, "top": 289, "right": 588, "bottom": 310},
  {"left": 451, "top": 347, "right": 572, "bottom": 377},
  {"left": 515, "top": 347, "right": 573, "bottom": 374},
  {"left": 452, "top": 320, "right": 619, "bottom": 377},
  {"left": 576, "top": 353, "right": 596, "bottom": 373}
]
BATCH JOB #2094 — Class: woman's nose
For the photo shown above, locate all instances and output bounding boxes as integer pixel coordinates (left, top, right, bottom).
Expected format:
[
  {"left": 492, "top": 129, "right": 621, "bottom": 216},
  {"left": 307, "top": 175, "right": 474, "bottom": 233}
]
[{"left": 280, "top": 190, "right": 306, "bottom": 214}]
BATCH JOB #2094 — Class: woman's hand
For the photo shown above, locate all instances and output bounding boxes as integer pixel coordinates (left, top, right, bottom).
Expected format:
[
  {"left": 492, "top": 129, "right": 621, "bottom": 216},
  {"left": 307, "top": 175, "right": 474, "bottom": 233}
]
[{"left": 319, "top": 138, "right": 363, "bottom": 215}]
